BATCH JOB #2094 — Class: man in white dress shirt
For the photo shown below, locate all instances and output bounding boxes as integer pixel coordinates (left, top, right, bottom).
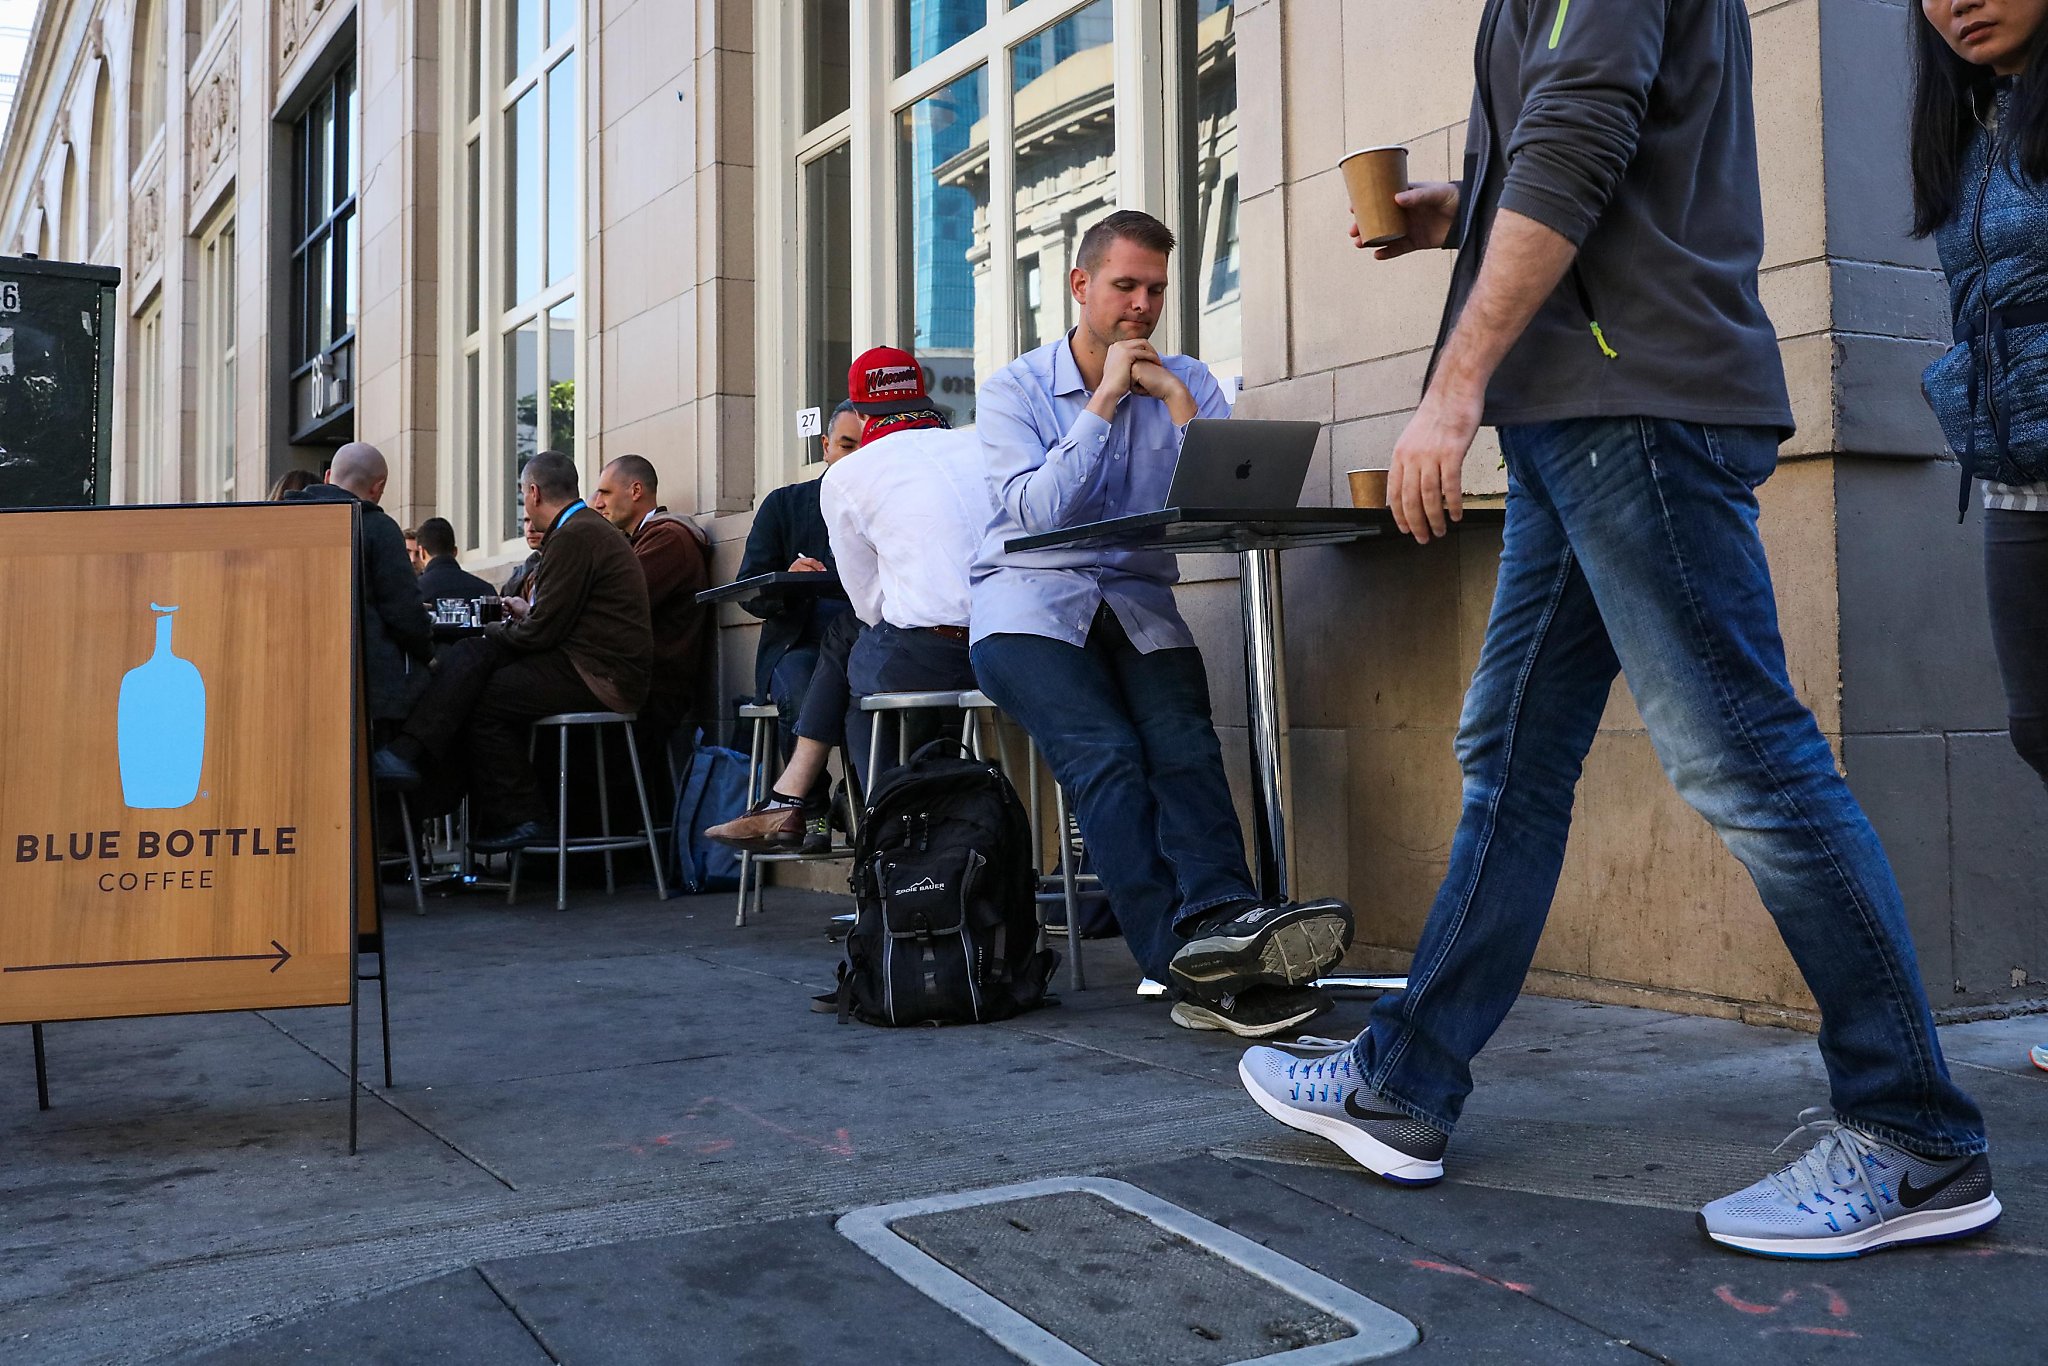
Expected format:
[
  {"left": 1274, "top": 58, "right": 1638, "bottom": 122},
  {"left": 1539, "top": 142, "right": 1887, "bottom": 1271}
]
[{"left": 705, "top": 348, "right": 991, "bottom": 850}]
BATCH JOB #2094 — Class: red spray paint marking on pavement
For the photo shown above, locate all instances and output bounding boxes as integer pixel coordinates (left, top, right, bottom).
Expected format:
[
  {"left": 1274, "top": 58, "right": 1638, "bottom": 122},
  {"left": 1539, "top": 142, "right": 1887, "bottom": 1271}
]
[
  {"left": 1409, "top": 1260, "right": 1533, "bottom": 1294},
  {"left": 1715, "top": 1285, "right": 1777, "bottom": 1315},
  {"left": 685, "top": 1095, "right": 857, "bottom": 1158}
]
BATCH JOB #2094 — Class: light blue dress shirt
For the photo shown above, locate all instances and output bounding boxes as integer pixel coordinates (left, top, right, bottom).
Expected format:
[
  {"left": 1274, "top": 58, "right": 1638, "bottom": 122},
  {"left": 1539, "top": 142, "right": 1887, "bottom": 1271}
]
[{"left": 970, "top": 333, "right": 1231, "bottom": 652}]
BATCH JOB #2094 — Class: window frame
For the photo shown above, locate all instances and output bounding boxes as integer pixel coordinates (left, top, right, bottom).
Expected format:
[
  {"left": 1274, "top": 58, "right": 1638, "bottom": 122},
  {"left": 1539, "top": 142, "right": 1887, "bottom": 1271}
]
[
  {"left": 196, "top": 208, "right": 237, "bottom": 501},
  {"left": 133, "top": 294, "right": 166, "bottom": 504},
  {"left": 758, "top": 0, "right": 1228, "bottom": 498},
  {"left": 285, "top": 58, "right": 359, "bottom": 445},
  {"left": 441, "top": 0, "right": 581, "bottom": 558}
]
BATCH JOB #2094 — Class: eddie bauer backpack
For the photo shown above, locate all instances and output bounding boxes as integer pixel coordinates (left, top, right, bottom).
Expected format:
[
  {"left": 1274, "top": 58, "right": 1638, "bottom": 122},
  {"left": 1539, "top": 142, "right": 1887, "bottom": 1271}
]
[{"left": 834, "top": 741, "right": 1058, "bottom": 1026}]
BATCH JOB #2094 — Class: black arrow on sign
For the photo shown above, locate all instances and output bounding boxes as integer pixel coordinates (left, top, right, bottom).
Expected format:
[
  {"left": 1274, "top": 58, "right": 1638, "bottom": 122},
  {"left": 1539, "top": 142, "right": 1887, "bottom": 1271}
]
[{"left": 5, "top": 941, "right": 293, "bottom": 975}]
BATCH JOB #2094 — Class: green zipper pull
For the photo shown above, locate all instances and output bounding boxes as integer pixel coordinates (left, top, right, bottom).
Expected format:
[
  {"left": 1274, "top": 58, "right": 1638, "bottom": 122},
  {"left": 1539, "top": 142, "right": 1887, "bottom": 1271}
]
[
  {"left": 1588, "top": 321, "right": 1619, "bottom": 360},
  {"left": 1549, "top": 0, "right": 1571, "bottom": 49}
]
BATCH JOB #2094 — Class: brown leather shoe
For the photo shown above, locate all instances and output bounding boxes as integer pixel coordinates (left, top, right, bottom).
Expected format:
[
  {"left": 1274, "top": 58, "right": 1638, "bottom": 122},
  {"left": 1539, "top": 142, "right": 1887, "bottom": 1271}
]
[{"left": 705, "top": 799, "right": 806, "bottom": 853}]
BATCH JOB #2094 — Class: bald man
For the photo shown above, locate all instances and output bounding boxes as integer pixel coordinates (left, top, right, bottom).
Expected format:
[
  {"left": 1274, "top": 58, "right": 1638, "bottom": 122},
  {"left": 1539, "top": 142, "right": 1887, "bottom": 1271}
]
[
  {"left": 590, "top": 454, "right": 712, "bottom": 738},
  {"left": 285, "top": 443, "right": 434, "bottom": 723}
]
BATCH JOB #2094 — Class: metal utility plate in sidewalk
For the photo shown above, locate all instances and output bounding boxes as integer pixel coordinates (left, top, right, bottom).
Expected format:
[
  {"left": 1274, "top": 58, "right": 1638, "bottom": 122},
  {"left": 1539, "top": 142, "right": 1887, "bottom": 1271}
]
[{"left": 835, "top": 1177, "right": 1418, "bottom": 1365}]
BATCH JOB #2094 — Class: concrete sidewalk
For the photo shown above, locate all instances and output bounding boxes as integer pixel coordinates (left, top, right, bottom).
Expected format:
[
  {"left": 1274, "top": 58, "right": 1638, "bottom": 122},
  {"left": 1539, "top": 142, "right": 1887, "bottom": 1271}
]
[{"left": 0, "top": 883, "right": 2039, "bottom": 1365}]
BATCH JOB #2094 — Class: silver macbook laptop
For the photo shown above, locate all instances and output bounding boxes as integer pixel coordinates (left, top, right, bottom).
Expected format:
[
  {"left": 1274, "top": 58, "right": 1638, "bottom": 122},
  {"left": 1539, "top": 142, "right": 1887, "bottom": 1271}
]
[{"left": 1164, "top": 418, "right": 1322, "bottom": 510}]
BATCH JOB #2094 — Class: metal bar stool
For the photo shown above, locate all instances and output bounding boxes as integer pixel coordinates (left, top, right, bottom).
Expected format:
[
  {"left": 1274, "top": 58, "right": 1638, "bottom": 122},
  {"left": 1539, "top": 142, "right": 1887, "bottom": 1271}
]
[
  {"left": 374, "top": 790, "right": 429, "bottom": 915},
  {"left": 731, "top": 703, "right": 864, "bottom": 928},
  {"left": 957, "top": 689, "right": 1093, "bottom": 992},
  {"left": 860, "top": 690, "right": 969, "bottom": 791},
  {"left": 508, "top": 711, "right": 669, "bottom": 912}
]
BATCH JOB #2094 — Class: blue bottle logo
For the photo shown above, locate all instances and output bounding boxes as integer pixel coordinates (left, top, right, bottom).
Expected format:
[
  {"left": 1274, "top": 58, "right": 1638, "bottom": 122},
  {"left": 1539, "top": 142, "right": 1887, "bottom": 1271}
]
[{"left": 117, "top": 602, "right": 207, "bottom": 810}]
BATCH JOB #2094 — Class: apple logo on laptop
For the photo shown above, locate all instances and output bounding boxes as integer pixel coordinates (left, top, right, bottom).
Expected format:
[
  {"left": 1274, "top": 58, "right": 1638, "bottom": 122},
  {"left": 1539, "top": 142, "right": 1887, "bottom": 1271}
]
[{"left": 1234, "top": 460, "right": 1253, "bottom": 481}]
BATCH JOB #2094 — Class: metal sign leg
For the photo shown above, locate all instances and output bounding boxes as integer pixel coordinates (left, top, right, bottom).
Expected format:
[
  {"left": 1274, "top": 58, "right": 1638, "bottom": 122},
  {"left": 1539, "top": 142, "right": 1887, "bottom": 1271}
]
[
  {"left": 31, "top": 1023, "right": 49, "bottom": 1111},
  {"left": 1238, "top": 547, "right": 1292, "bottom": 903}
]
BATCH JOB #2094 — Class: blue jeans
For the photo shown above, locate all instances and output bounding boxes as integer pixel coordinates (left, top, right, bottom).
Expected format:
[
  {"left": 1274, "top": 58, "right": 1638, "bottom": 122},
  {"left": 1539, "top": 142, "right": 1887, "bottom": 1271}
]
[
  {"left": 844, "top": 623, "right": 978, "bottom": 791},
  {"left": 1356, "top": 418, "right": 1986, "bottom": 1158},
  {"left": 972, "top": 608, "right": 1258, "bottom": 981}
]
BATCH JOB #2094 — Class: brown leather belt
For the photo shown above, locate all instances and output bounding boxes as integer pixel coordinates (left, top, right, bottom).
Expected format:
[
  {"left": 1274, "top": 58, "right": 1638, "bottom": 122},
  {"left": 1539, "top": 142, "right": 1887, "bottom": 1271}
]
[{"left": 921, "top": 625, "right": 970, "bottom": 643}]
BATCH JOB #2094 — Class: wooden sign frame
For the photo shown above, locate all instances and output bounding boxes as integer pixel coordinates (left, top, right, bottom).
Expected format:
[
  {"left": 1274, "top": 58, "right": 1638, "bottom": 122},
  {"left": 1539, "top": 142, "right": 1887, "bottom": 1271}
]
[{"left": 0, "top": 502, "right": 373, "bottom": 1146}]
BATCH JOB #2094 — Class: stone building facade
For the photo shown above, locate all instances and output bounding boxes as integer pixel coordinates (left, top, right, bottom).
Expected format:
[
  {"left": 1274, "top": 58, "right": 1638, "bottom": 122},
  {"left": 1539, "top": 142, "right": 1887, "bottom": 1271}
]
[{"left": 1, "top": 0, "right": 2037, "bottom": 1019}]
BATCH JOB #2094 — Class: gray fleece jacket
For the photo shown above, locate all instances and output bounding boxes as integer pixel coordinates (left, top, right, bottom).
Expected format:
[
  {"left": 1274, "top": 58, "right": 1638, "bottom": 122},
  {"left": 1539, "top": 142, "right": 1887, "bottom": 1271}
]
[{"left": 1436, "top": 0, "right": 1793, "bottom": 434}]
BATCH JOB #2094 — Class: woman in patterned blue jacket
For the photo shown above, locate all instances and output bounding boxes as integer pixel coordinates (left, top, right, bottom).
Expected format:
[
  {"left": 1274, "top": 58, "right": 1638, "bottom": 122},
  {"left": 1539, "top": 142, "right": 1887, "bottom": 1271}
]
[{"left": 1913, "top": 0, "right": 2048, "bottom": 1073}]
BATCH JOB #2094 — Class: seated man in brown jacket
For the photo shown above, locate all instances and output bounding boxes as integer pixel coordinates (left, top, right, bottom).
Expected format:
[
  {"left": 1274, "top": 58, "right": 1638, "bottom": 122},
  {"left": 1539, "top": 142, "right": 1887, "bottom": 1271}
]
[
  {"left": 373, "top": 450, "right": 653, "bottom": 850},
  {"left": 590, "top": 453, "right": 712, "bottom": 740}
]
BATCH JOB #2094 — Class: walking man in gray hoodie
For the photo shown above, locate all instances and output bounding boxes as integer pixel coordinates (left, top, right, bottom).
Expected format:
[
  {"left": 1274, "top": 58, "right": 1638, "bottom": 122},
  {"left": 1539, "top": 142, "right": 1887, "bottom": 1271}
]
[{"left": 1235, "top": 0, "right": 2001, "bottom": 1258}]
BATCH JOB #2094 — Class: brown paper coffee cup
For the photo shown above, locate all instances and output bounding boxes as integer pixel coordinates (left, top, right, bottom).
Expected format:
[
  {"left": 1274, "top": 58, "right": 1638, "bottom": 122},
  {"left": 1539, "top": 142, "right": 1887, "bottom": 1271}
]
[
  {"left": 1340, "top": 146, "right": 1410, "bottom": 248},
  {"left": 1348, "top": 469, "right": 1390, "bottom": 509}
]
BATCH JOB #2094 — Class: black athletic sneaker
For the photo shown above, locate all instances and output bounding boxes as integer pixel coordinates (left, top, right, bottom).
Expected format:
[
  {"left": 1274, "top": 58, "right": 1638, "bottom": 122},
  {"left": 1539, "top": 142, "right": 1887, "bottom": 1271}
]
[
  {"left": 1168, "top": 984, "right": 1332, "bottom": 1038},
  {"left": 1170, "top": 897, "right": 1354, "bottom": 993}
]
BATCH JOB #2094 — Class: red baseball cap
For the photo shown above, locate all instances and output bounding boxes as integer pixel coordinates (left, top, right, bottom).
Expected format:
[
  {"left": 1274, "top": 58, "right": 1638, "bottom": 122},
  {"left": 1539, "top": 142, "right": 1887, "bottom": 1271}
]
[{"left": 847, "top": 346, "right": 931, "bottom": 416}]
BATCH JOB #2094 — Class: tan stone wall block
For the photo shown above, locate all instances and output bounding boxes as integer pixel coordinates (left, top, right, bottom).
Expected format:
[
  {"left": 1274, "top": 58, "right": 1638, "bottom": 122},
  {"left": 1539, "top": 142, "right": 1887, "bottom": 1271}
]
[
  {"left": 1288, "top": 168, "right": 1454, "bottom": 373},
  {"left": 1551, "top": 731, "right": 1816, "bottom": 1011},
  {"left": 1240, "top": 189, "right": 1290, "bottom": 386},
  {"left": 1280, "top": 0, "right": 1348, "bottom": 184},
  {"left": 1344, "top": 723, "right": 1463, "bottom": 953},
  {"left": 1340, "top": 10, "right": 1486, "bottom": 157},
  {"left": 1779, "top": 332, "right": 1838, "bottom": 457},
  {"left": 1756, "top": 454, "right": 1842, "bottom": 735},
  {"left": 1760, "top": 259, "right": 1832, "bottom": 342},
  {"left": 1751, "top": 0, "right": 1826, "bottom": 270}
]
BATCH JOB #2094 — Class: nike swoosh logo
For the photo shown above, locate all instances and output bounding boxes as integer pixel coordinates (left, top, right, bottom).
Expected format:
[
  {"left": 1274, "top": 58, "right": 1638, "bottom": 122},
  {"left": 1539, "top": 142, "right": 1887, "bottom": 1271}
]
[
  {"left": 1898, "top": 1163, "right": 1970, "bottom": 1209},
  {"left": 1343, "top": 1092, "right": 1411, "bottom": 1124}
]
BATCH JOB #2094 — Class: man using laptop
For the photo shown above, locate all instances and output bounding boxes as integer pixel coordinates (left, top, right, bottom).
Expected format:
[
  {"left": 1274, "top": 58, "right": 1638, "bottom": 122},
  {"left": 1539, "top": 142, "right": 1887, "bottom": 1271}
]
[{"left": 969, "top": 209, "right": 1354, "bottom": 1039}]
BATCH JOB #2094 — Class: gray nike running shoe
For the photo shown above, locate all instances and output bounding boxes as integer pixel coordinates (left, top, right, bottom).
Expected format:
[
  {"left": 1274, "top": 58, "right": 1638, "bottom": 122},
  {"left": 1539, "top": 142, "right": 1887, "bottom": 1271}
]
[
  {"left": 1699, "top": 1109, "right": 2000, "bottom": 1259},
  {"left": 1237, "top": 1042, "right": 1446, "bottom": 1185}
]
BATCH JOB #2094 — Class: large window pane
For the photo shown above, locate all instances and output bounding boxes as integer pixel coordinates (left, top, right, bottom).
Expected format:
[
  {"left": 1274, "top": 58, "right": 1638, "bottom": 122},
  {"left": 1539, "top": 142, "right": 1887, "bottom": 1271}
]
[
  {"left": 507, "top": 86, "right": 540, "bottom": 302},
  {"left": 336, "top": 211, "right": 356, "bottom": 340},
  {"left": 802, "top": 142, "right": 852, "bottom": 457},
  {"left": 467, "top": 0, "right": 482, "bottom": 120},
  {"left": 896, "top": 0, "right": 984, "bottom": 76},
  {"left": 1186, "top": 0, "right": 1239, "bottom": 382},
  {"left": 545, "top": 299, "right": 576, "bottom": 452},
  {"left": 1012, "top": 1, "right": 1116, "bottom": 355},
  {"left": 804, "top": 1, "right": 850, "bottom": 129},
  {"left": 340, "top": 67, "right": 358, "bottom": 213},
  {"left": 510, "top": 0, "right": 539, "bottom": 78},
  {"left": 547, "top": 54, "right": 577, "bottom": 286},
  {"left": 506, "top": 320, "right": 540, "bottom": 539},
  {"left": 464, "top": 351, "right": 481, "bottom": 547},
  {"left": 465, "top": 140, "right": 481, "bottom": 334},
  {"left": 897, "top": 66, "right": 987, "bottom": 428}
]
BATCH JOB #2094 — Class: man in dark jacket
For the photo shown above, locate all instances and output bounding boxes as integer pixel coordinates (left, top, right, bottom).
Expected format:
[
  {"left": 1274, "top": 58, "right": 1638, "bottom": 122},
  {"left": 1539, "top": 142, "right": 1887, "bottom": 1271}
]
[
  {"left": 1231, "top": 0, "right": 1995, "bottom": 1260},
  {"left": 415, "top": 517, "right": 495, "bottom": 605},
  {"left": 591, "top": 454, "right": 712, "bottom": 739},
  {"left": 374, "top": 451, "right": 653, "bottom": 849},
  {"left": 737, "top": 401, "right": 860, "bottom": 760},
  {"left": 286, "top": 443, "right": 432, "bottom": 725}
]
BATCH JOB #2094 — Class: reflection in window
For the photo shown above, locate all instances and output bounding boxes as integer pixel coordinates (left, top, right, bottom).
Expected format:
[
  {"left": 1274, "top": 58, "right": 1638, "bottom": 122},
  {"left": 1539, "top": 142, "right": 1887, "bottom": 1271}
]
[
  {"left": 197, "top": 217, "right": 237, "bottom": 500},
  {"left": 507, "top": 317, "right": 539, "bottom": 526},
  {"left": 899, "top": 66, "right": 987, "bottom": 428},
  {"left": 289, "top": 60, "right": 357, "bottom": 443},
  {"left": 1185, "top": 0, "right": 1239, "bottom": 383},
  {"left": 897, "top": 0, "right": 985, "bottom": 75},
  {"left": 134, "top": 298, "right": 165, "bottom": 503},
  {"left": 804, "top": 1, "right": 850, "bottom": 130},
  {"left": 131, "top": 0, "right": 165, "bottom": 162},
  {"left": 802, "top": 142, "right": 852, "bottom": 460},
  {"left": 469, "top": 0, "right": 579, "bottom": 547},
  {"left": 1010, "top": 1, "right": 1116, "bottom": 355}
]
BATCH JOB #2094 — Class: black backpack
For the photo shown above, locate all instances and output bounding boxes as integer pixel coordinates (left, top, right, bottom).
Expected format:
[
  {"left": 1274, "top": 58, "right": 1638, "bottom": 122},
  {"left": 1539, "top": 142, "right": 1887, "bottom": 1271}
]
[{"left": 834, "top": 742, "right": 1058, "bottom": 1026}]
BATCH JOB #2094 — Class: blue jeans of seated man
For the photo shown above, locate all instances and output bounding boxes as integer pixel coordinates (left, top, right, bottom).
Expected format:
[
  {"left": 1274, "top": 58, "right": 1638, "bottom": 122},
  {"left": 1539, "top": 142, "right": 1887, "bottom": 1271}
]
[
  {"left": 845, "top": 623, "right": 979, "bottom": 792},
  {"left": 1355, "top": 417, "right": 1987, "bottom": 1158},
  {"left": 972, "top": 608, "right": 1259, "bottom": 983}
]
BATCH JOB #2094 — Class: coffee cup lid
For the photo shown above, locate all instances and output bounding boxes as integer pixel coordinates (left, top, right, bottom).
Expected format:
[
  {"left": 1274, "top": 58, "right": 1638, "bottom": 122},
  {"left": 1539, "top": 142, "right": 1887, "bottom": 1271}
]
[{"left": 1340, "top": 145, "right": 1408, "bottom": 162}]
